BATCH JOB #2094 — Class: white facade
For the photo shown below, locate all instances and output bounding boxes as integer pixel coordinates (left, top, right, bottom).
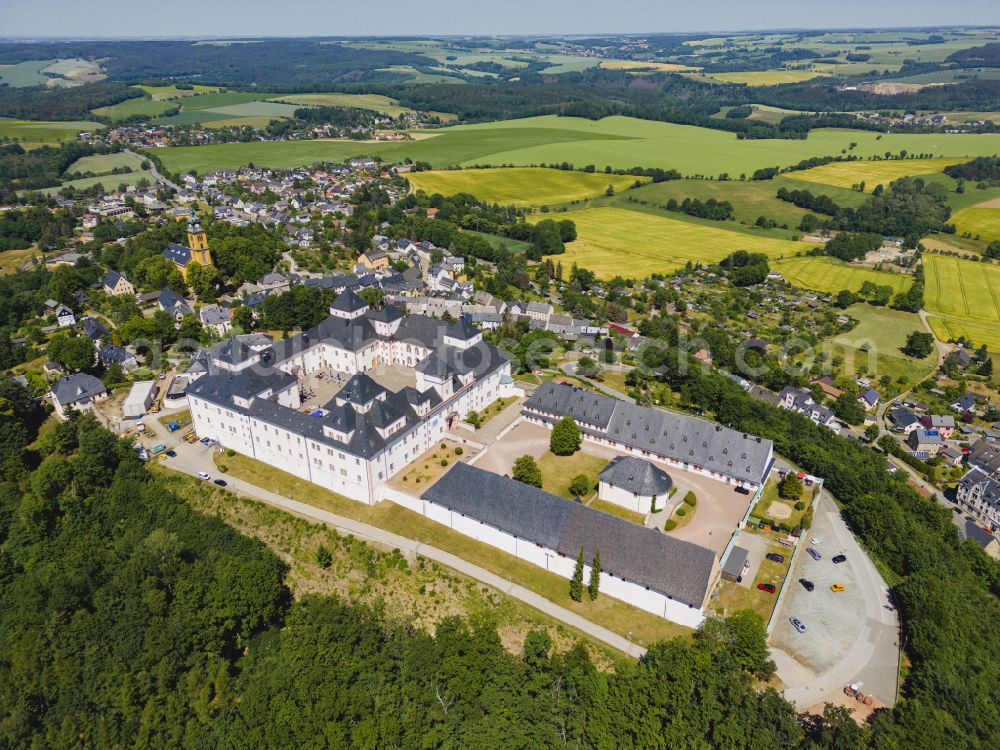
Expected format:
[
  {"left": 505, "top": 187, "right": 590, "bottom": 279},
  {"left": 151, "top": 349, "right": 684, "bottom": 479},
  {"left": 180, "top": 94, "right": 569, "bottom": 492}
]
[{"left": 598, "top": 480, "right": 654, "bottom": 515}]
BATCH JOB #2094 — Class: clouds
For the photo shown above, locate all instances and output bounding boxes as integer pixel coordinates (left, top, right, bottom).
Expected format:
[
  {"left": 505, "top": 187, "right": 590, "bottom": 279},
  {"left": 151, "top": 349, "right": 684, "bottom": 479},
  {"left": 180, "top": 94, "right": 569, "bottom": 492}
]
[{"left": 3, "top": 0, "right": 999, "bottom": 37}]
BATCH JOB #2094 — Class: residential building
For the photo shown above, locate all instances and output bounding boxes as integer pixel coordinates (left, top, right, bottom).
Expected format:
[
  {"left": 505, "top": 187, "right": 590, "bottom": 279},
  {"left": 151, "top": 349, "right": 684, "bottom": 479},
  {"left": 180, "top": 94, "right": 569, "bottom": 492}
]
[
  {"left": 778, "top": 387, "right": 839, "bottom": 432},
  {"left": 199, "top": 304, "right": 232, "bottom": 336},
  {"left": 907, "top": 429, "right": 942, "bottom": 457},
  {"left": 102, "top": 269, "right": 135, "bottom": 296},
  {"left": 968, "top": 440, "right": 1000, "bottom": 477},
  {"left": 98, "top": 344, "right": 138, "bottom": 371},
  {"left": 50, "top": 373, "right": 108, "bottom": 419},
  {"left": 956, "top": 466, "right": 1000, "bottom": 531}
]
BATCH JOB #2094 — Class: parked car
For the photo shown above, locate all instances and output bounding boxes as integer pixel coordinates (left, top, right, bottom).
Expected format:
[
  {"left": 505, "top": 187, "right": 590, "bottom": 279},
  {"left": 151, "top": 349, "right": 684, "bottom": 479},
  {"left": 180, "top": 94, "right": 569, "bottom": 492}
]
[
  {"left": 735, "top": 486, "right": 750, "bottom": 495},
  {"left": 766, "top": 553, "right": 785, "bottom": 563},
  {"left": 799, "top": 579, "right": 815, "bottom": 592},
  {"left": 832, "top": 554, "right": 847, "bottom": 564},
  {"left": 757, "top": 583, "right": 776, "bottom": 593},
  {"left": 790, "top": 617, "right": 806, "bottom": 633},
  {"left": 806, "top": 547, "right": 821, "bottom": 561},
  {"left": 213, "top": 479, "right": 227, "bottom": 487},
  {"left": 830, "top": 583, "right": 845, "bottom": 592},
  {"left": 200, "top": 437, "right": 212, "bottom": 445},
  {"left": 165, "top": 450, "right": 176, "bottom": 457},
  {"left": 810, "top": 537, "right": 822, "bottom": 545},
  {"left": 197, "top": 472, "right": 210, "bottom": 480}
]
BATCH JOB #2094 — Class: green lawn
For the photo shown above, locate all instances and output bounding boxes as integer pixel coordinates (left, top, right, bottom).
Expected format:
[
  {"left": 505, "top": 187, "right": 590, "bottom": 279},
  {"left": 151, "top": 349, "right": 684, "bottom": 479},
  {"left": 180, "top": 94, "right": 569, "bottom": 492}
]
[
  {"left": 408, "top": 167, "right": 644, "bottom": 206},
  {"left": 466, "top": 231, "right": 533, "bottom": 254},
  {"left": 0, "top": 118, "right": 102, "bottom": 146},
  {"left": 549, "top": 207, "right": 807, "bottom": 279},
  {"left": 154, "top": 114, "right": 1000, "bottom": 176},
  {"left": 215, "top": 452, "right": 691, "bottom": 647},
  {"left": 92, "top": 97, "right": 179, "bottom": 121},
  {"left": 535, "top": 450, "right": 608, "bottom": 500}
]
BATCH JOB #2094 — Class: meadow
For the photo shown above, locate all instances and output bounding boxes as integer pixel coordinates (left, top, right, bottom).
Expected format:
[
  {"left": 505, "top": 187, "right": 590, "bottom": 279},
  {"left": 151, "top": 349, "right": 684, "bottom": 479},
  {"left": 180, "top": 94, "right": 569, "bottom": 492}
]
[
  {"left": 543, "top": 207, "right": 806, "bottom": 278},
  {"left": 819, "top": 303, "right": 934, "bottom": 386},
  {"left": 155, "top": 115, "right": 1000, "bottom": 177},
  {"left": 771, "top": 256, "right": 913, "bottom": 295},
  {"left": 950, "top": 203, "right": 1000, "bottom": 245},
  {"left": 92, "top": 98, "right": 179, "bottom": 121},
  {"left": 135, "top": 84, "right": 220, "bottom": 100},
  {"left": 703, "top": 70, "right": 830, "bottom": 86},
  {"left": 790, "top": 158, "right": 968, "bottom": 191},
  {"left": 406, "top": 167, "right": 643, "bottom": 206},
  {"left": 268, "top": 93, "right": 414, "bottom": 117},
  {"left": 599, "top": 60, "right": 698, "bottom": 72},
  {"left": 0, "top": 60, "right": 57, "bottom": 87},
  {"left": 923, "top": 254, "right": 1000, "bottom": 324},
  {"left": 0, "top": 118, "right": 101, "bottom": 147},
  {"left": 64, "top": 151, "right": 145, "bottom": 176}
]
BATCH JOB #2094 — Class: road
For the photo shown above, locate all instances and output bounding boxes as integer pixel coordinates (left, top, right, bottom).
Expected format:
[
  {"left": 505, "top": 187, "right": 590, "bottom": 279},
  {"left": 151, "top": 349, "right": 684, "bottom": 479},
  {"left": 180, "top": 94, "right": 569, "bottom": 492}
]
[
  {"left": 769, "top": 493, "right": 899, "bottom": 709},
  {"left": 126, "top": 148, "right": 179, "bottom": 191},
  {"left": 166, "top": 441, "right": 647, "bottom": 659}
]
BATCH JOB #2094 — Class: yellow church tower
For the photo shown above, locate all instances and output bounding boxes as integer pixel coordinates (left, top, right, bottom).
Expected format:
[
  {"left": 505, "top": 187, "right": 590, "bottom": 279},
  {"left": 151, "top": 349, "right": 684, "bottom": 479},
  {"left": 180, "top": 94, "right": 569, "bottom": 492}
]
[{"left": 186, "top": 220, "right": 213, "bottom": 269}]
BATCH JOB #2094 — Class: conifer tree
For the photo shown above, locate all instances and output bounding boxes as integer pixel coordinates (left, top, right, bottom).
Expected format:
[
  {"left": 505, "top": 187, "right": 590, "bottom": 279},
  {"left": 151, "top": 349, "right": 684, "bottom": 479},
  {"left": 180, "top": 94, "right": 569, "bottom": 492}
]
[{"left": 570, "top": 547, "right": 585, "bottom": 602}]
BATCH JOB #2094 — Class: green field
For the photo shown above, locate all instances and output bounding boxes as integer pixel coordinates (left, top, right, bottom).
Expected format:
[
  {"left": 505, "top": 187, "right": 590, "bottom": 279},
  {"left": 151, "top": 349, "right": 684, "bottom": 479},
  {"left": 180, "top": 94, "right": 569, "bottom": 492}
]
[
  {"left": 951, "top": 203, "right": 1000, "bottom": 245},
  {"left": 156, "top": 114, "right": 1000, "bottom": 177},
  {"left": 0, "top": 60, "right": 57, "bottom": 87},
  {"left": 791, "top": 158, "right": 968, "bottom": 191},
  {"left": 704, "top": 70, "right": 830, "bottom": 86},
  {"left": 64, "top": 151, "right": 145, "bottom": 176},
  {"left": 135, "top": 84, "right": 221, "bottom": 100},
  {"left": 93, "top": 97, "right": 179, "bottom": 121},
  {"left": 407, "top": 167, "right": 643, "bottom": 206},
  {"left": 924, "top": 254, "right": 1000, "bottom": 324},
  {"left": 0, "top": 118, "right": 101, "bottom": 146},
  {"left": 771, "top": 256, "right": 913, "bottom": 295},
  {"left": 547, "top": 207, "right": 806, "bottom": 278},
  {"left": 269, "top": 92, "right": 412, "bottom": 117},
  {"left": 820, "top": 303, "right": 933, "bottom": 388},
  {"left": 927, "top": 316, "right": 1000, "bottom": 352}
]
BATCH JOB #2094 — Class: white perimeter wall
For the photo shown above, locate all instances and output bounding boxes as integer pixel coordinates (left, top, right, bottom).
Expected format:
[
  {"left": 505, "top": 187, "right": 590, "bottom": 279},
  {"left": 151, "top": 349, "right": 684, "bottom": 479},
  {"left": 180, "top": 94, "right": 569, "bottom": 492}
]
[{"left": 377, "top": 486, "right": 706, "bottom": 630}]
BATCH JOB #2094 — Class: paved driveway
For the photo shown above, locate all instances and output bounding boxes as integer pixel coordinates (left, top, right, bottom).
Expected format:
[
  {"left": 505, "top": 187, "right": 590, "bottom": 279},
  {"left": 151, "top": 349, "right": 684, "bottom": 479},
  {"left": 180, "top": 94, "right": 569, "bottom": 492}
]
[
  {"left": 770, "top": 494, "right": 899, "bottom": 707},
  {"left": 471, "top": 420, "right": 552, "bottom": 476}
]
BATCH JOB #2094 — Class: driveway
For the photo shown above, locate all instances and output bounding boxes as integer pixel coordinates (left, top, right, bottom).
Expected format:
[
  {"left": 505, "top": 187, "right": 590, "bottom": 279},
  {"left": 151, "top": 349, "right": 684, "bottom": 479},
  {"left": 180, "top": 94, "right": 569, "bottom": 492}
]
[
  {"left": 471, "top": 420, "right": 552, "bottom": 476},
  {"left": 769, "top": 493, "right": 899, "bottom": 708}
]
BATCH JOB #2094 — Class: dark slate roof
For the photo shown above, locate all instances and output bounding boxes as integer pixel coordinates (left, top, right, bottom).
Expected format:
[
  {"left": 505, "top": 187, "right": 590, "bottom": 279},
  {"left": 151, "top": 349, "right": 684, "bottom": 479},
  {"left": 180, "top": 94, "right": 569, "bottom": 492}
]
[
  {"left": 186, "top": 368, "right": 296, "bottom": 406},
  {"left": 102, "top": 269, "right": 123, "bottom": 288},
  {"left": 415, "top": 352, "right": 453, "bottom": 379},
  {"left": 330, "top": 289, "right": 369, "bottom": 314},
  {"left": 51, "top": 372, "right": 106, "bottom": 405},
  {"left": 367, "top": 305, "right": 404, "bottom": 324},
  {"left": 162, "top": 242, "right": 191, "bottom": 267},
  {"left": 98, "top": 344, "right": 134, "bottom": 365},
  {"left": 80, "top": 316, "right": 109, "bottom": 341},
  {"left": 599, "top": 455, "right": 673, "bottom": 496},
  {"left": 446, "top": 314, "right": 480, "bottom": 341},
  {"left": 423, "top": 464, "right": 717, "bottom": 607},
  {"left": 969, "top": 440, "right": 1000, "bottom": 476},
  {"left": 526, "top": 382, "right": 772, "bottom": 485},
  {"left": 336, "top": 372, "right": 385, "bottom": 406},
  {"left": 889, "top": 408, "right": 919, "bottom": 429}
]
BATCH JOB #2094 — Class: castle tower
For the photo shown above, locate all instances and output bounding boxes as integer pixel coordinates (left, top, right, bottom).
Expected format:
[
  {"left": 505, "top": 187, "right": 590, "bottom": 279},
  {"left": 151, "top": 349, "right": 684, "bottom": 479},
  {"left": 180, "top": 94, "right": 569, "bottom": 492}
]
[{"left": 187, "top": 220, "right": 213, "bottom": 268}]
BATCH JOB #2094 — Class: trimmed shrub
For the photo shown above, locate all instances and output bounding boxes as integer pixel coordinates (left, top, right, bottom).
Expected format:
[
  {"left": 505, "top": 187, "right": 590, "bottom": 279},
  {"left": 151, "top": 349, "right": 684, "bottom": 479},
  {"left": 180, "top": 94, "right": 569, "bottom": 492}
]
[
  {"left": 684, "top": 491, "right": 697, "bottom": 507},
  {"left": 454, "top": 447, "right": 463, "bottom": 456},
  {"left": 676, "top": 507, "right": 687, "bottom": 517},
  {"left": 665, "top": 520, "right": 678, "bottom": 531}
]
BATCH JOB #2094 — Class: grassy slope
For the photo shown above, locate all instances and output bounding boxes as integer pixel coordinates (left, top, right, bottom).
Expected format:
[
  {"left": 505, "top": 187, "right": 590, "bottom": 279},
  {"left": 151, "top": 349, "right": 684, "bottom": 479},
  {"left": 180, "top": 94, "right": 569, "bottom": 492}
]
[
  {"left": 822, "top": 303, "right": 935, "bottom": 385},
  {"left": 951, "top": 205, "right": 1000, "bottom": 244},
  {"left": 924, "top": 253, "right": 1000, "bottom": 351},
  {"left": 64, "top": 151, "right": 144, "bottom": 175},
  {"left": 155, "top": 115, "right": 1000, "bottom": 176},
  {"left": 407, "top": 168, "right": 643, "bottom": 206},
  {"left": 547, "top": 206, "right": 806, "bottom": 278}
]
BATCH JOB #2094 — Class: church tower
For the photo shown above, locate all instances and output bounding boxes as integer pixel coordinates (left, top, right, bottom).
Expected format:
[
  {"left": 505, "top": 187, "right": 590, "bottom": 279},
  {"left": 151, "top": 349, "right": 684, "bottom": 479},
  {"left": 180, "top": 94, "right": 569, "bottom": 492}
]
[{"left": 187, "top": 220, "right": 213, "bottom": 268}]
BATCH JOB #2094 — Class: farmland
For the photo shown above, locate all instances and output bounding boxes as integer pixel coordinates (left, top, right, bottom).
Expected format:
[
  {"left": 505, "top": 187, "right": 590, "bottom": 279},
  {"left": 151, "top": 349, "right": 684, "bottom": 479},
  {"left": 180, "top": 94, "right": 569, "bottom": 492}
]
[
  {"left": 64, "top": 151, "right": 145, "bottom": 176},
  {"left": 771, "top": 256, "right": 914, "bottom": 295},
  {"left": 924, "top": 254, "right": 1000, "bottom": 324},
  {"left": 155, "top": 115, "right": 1000, "bottom": 177},
  {"left": 267, "top": 93, "right": 414, "bottom": 117},
  {"left": 951, "top": 203, "right": 1000, "bottom": 245},
  {"left": 0, "top": 118, "right": 102, "bottom": 147},
  {"left": 544, "top": 207, "right": 806, "bottom": 278},
  {"left": 407, "top": 168, "right": 643, "bottom": 206},
  {"left": 790, "top": 158, "right": 968, "bottom": 191},
  {"left": 598, "top": 60, "right": 698, "bottom": 72},
  {"left": 135, "top": 84, "right": 221, "bottom": 100},
  {"left": 703, "top": 70, "right": 830, "bottom": 86}
]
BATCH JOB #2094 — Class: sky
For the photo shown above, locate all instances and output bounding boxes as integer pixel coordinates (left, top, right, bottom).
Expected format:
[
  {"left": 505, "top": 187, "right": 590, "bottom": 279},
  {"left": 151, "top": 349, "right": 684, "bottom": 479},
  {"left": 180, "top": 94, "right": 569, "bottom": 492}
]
[{"left": 3, "top": 0, "right": 999, "bottom": 38}]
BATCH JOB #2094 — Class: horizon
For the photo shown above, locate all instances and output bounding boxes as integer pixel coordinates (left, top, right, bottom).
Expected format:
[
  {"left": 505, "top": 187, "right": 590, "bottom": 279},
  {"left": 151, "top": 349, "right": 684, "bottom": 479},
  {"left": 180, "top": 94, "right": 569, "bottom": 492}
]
[{"left": 5, "top": 0, "right": 1000, "bottom": 39}]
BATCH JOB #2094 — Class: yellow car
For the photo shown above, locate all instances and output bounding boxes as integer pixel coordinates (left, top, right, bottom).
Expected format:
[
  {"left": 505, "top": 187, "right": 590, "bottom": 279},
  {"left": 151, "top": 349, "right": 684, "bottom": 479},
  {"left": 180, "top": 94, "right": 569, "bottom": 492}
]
[{"left": 830, "top": 583, "right": 845, "bottom": 593}]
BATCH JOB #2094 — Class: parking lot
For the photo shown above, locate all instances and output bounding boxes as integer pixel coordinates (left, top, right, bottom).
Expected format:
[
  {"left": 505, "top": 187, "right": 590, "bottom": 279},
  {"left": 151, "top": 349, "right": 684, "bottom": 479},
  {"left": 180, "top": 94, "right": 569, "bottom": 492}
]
[{"left": 770, "top": 494, "right": 899, "bottom": 708}]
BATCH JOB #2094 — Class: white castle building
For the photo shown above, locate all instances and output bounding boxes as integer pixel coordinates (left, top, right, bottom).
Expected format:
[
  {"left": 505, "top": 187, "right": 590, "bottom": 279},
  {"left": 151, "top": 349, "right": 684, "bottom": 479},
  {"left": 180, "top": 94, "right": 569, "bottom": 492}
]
[{"left": 186, "top": 291, "right": 514, "bottom": 504}]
